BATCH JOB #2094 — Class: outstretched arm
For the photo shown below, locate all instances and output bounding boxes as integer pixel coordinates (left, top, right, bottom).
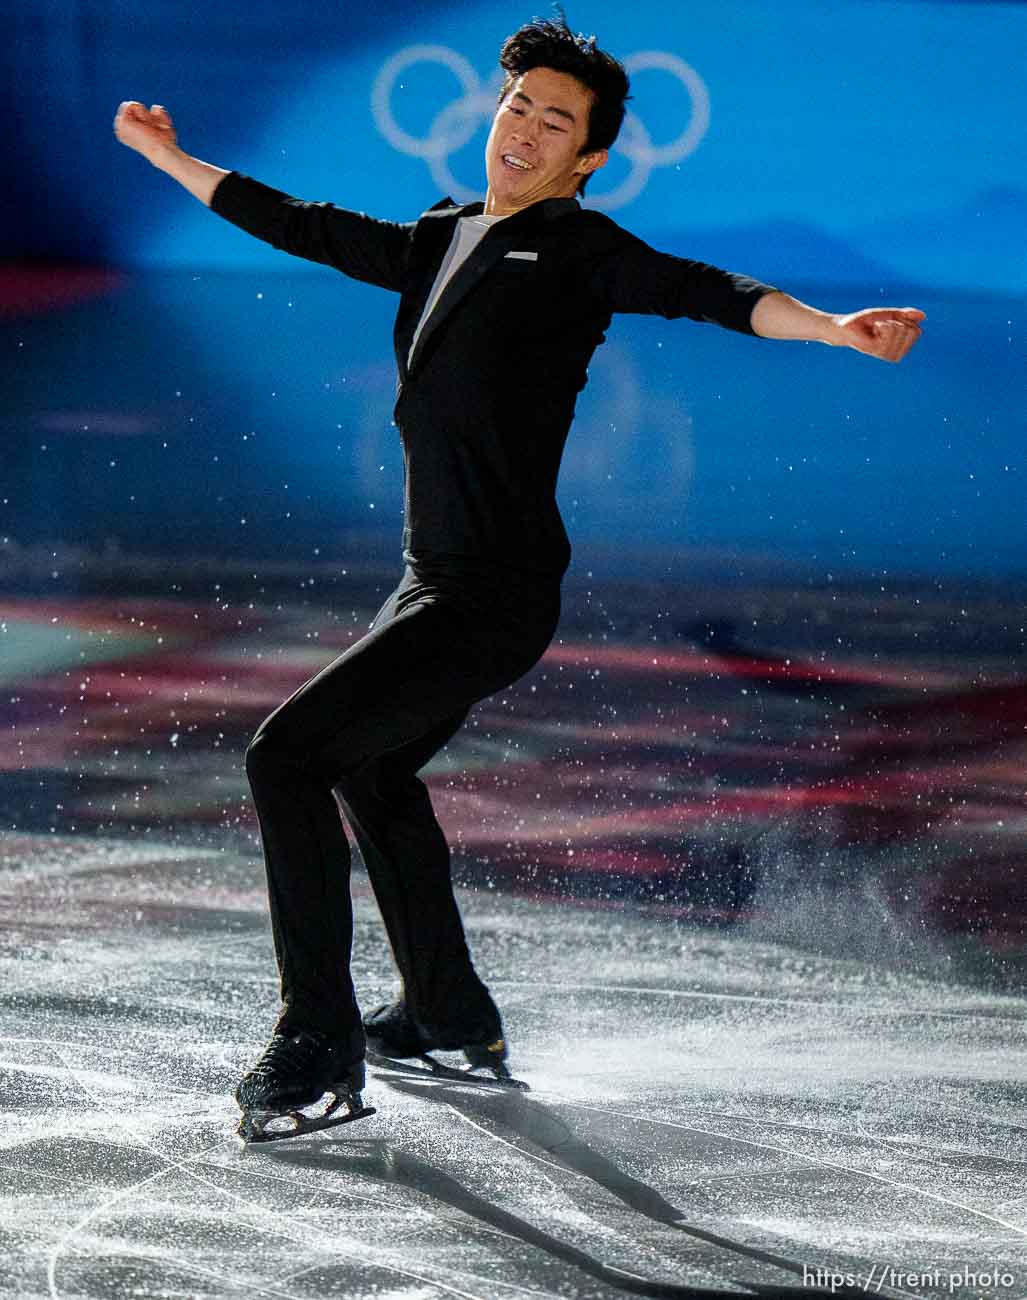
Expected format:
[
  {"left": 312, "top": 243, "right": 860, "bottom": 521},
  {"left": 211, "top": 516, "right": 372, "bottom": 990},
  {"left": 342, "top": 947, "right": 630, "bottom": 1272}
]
[
  {"left": 750, "top": 291, "right": 925, "bottom": 363},
  {"left": 113, "top": 100, "right": 412, "bottom": 290}
]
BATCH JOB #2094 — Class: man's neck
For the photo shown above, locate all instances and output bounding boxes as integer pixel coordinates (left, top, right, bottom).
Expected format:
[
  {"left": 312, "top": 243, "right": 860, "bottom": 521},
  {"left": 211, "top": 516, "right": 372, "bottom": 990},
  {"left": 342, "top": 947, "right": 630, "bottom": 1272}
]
[{"left": 483, "top": 187, "right": 579, "bottom": 217}]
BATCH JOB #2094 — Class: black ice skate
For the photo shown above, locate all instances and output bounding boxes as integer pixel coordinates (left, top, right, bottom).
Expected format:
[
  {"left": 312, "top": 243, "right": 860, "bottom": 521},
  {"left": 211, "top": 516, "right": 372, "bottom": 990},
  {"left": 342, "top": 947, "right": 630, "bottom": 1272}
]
[
  {"left": 235, "top": 1027, "right": 376, "bottom": 1143},
  {"left": 363, "top": 1000, "right": 529, "bottom": 1091}
]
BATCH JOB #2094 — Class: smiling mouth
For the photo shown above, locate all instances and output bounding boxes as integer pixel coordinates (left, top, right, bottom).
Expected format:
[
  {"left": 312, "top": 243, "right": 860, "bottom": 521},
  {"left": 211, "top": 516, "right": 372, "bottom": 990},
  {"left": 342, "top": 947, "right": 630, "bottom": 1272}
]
[{"left": 501, "top": 153, "right": 534, "bottom": 172}]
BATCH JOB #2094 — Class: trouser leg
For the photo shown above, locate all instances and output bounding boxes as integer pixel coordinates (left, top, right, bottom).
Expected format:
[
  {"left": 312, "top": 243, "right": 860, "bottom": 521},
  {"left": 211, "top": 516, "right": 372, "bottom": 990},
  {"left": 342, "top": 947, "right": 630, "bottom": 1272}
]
[
  {"left": 335, "top": 709, "right": 495, "bottom": 1028},
  {"left": 244, "top": 566, "right": 559, "bottom": 1040},
  {"left": 245, "top": 733, "right": 362, "bottom": 1039}
]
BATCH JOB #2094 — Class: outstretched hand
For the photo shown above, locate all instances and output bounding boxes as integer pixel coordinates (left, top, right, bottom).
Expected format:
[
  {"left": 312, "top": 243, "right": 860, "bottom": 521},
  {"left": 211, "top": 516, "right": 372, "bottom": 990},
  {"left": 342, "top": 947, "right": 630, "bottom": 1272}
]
[
  {"left": 114, "top": 102, "right": 178, "bottom": 162},
  {"left": 835, "top": 307, "right": 925, "bottom": 363}
]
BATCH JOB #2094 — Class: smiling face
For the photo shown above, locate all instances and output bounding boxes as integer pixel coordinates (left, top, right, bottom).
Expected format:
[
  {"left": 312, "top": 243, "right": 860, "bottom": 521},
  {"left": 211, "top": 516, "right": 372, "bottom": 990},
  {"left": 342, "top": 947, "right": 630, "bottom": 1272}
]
[{"left": 484, "top": 66, "right": 608, "bottom": 215}]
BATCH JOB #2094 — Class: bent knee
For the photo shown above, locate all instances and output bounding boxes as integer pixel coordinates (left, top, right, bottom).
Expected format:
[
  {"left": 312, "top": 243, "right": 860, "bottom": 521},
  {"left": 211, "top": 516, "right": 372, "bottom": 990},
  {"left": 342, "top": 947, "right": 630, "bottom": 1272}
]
[
  {"left": 245, "top": 728, "right": 299, "bottom": 778},
  {"left": 246, "top": 727, "right": 350, "bottom": 788}
]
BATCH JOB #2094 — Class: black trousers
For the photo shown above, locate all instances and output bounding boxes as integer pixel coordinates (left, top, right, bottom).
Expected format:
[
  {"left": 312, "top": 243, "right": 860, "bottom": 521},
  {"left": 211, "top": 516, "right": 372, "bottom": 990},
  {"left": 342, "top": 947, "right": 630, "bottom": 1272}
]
[{"left": 244, "top": 556, "right": 561, "bottom": 1055}]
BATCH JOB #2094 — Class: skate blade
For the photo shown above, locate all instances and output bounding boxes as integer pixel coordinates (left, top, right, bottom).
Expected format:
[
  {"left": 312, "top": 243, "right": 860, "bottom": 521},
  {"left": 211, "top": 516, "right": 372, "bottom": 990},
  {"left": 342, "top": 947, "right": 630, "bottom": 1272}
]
[
  {"left": 237, "top": 1089, "right": 377, "bottom": 1144},
  {"left": 367, "top": 1048, "right": 529, "bottom": 1092}
]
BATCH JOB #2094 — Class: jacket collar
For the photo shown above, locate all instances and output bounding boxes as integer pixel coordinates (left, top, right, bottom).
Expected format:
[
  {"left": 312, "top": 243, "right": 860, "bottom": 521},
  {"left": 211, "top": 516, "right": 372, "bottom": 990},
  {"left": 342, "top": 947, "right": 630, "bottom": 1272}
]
[{"left": 423, "top": 195, "right": 581, "bottom": 225}]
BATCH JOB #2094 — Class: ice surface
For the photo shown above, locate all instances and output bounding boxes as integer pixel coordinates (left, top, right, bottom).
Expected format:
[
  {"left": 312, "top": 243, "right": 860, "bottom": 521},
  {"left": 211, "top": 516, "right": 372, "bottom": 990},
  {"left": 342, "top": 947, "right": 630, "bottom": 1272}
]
[{"left": 1, "top": 835, "right": 1025, "bottom": 1300}]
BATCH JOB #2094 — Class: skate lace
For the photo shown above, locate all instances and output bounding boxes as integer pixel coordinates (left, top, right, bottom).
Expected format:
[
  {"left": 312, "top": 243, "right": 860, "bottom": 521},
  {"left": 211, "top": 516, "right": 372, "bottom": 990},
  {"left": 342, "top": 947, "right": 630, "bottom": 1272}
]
[{"left": 255, "top": 1030, "right": 326, "bottom": 1078}]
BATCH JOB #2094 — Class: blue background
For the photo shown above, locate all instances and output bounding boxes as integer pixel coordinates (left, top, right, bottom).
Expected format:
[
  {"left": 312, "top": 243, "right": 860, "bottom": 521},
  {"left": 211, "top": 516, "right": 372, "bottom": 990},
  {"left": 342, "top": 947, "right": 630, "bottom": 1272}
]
[{"left": 2, "top": 0, "right": 1024, "bottom": 578}]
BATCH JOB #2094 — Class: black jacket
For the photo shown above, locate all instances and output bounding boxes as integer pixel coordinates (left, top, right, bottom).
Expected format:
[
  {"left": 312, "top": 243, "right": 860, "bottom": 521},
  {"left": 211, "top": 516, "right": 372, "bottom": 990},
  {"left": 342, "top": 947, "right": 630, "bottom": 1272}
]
[{"left": 210, "top": 172, "right": 777, "bottom": 576}]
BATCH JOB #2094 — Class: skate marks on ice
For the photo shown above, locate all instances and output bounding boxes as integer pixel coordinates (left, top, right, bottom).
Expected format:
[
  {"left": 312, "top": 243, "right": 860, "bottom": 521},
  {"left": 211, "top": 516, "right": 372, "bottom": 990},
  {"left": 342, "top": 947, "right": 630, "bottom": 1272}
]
[
  {"left": 361, "top": 1070, "right": 886, "bottom": 1297},
  {"left": 6, "top": 1029, "right": 824, "bottom": 1300},
  {"left": 262, "top": 1127, "right": 837, "bottom": 1300},
  {"left": 2, "top": 838, "right": 1027, "bottom": 1298},
  {"left": 5, "top": 1034, "right": 511, "bottom": 1300},
  {"left": 509, "top": 995, "right": 1027, "bottom": 1269}
]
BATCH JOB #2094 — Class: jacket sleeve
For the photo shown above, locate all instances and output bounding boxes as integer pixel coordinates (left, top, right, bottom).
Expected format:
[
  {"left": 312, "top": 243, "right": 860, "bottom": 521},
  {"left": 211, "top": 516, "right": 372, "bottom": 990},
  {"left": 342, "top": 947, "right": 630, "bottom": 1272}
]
[
  {"left": 587, "top": 219, "right": 777, "bottom": 336},
  {"left": 209, "top": 171, "right": 414, "bottom": 292}
]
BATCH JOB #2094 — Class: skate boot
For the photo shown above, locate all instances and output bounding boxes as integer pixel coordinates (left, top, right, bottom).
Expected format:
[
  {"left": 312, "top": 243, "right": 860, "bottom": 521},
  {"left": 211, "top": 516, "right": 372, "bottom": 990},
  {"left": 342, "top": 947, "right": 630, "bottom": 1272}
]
[
  {"left": 235, "top": 1027, "right": 375, "bottom": 1143},
  {"left": 363, "top": 1000, "right": 528, "bottom": 1090}
]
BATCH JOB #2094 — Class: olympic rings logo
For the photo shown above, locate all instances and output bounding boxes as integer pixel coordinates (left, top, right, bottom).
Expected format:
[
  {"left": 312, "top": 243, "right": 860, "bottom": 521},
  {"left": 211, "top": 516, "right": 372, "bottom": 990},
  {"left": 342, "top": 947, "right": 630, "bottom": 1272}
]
[{"left": 370, "top": 44, "right": 710, "bottom": 209}]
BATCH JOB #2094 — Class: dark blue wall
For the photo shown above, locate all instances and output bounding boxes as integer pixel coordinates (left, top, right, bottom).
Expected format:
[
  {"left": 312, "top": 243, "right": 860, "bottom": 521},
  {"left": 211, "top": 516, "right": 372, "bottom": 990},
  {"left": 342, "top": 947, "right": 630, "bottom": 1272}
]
[{"left": 3, "top": 1, "right": 1024, "bottom": 578}]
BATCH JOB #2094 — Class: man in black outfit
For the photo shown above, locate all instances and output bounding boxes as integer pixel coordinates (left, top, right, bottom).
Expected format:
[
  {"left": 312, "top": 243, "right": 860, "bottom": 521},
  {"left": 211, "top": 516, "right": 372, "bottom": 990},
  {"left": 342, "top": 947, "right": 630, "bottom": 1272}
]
[{"left": 115, "top": 19, "right": 923, "bottom": 1137}]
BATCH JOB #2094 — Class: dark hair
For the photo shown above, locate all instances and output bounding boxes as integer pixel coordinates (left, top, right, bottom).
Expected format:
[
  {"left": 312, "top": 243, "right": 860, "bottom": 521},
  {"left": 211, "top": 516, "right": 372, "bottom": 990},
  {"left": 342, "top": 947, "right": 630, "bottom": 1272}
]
[{"left": 497, "top": 14, "right": 630, "bottom": 195}]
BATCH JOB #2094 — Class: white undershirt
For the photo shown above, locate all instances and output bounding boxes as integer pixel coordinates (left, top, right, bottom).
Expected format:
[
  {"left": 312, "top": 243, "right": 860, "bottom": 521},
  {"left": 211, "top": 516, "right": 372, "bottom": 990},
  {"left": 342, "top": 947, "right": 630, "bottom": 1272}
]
[{"left": 408, "top": 213, "right": 507, "bottom": 365}]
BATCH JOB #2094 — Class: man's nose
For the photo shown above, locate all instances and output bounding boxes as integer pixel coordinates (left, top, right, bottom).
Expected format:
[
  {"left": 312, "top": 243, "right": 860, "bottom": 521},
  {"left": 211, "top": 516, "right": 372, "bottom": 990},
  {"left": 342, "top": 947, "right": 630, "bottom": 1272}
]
[{"left": 513, "top": 118, "right": 540, "bottom": 146}]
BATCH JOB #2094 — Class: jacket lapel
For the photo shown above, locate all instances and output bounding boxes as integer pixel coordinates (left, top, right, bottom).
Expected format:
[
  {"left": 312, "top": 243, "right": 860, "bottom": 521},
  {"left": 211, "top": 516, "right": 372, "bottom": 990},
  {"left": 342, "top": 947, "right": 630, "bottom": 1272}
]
[{"left": 395, "top": 196, "right": 579, "bottom": 381}]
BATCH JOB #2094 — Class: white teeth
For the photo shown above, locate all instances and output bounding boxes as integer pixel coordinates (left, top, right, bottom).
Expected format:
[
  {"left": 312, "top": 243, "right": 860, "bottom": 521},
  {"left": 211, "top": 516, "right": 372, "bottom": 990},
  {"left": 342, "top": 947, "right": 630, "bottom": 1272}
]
[{"left": 503, "top": 154, "right": 532, "bottom": 170}]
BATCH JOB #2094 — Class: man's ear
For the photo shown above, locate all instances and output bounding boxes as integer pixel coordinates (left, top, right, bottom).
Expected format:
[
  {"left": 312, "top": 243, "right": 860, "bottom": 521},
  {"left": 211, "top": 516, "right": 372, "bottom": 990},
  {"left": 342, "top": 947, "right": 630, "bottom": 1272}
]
[{"left": 576, "top": 148, "right": 609, "bottom": 178}]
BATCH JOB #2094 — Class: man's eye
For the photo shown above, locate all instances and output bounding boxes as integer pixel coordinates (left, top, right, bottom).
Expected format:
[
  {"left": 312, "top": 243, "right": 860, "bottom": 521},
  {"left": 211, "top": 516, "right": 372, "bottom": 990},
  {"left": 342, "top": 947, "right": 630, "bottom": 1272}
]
[
  {"left": 545, "top": 123, "right": 565, "bottom": 132},
  {"left": 509, "top": 106, "right": 524, "bottom": 115}
]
